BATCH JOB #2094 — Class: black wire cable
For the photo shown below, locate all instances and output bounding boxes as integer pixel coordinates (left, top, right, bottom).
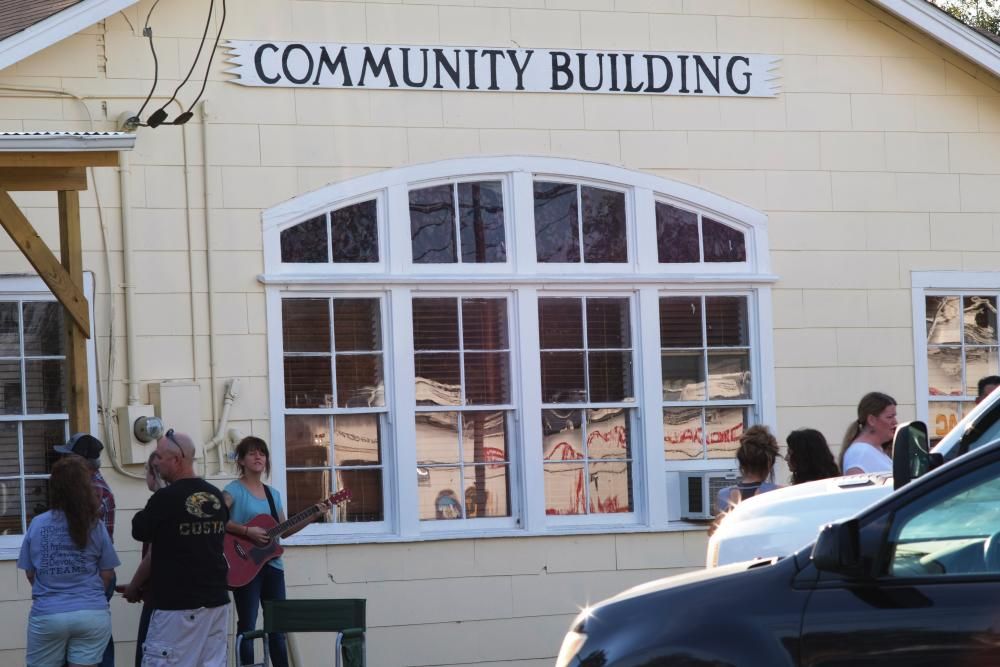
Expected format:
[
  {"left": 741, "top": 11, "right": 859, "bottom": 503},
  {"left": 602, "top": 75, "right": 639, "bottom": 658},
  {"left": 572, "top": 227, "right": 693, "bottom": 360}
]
[
  {"left": 150, "top": 0, "right": 215, "bottom": 118},
  {"left": 135, "top": 0, "right": 164, "bottom": 119},
  {"left": 184, "top": 0, "right": 227, "bottom": 114}
]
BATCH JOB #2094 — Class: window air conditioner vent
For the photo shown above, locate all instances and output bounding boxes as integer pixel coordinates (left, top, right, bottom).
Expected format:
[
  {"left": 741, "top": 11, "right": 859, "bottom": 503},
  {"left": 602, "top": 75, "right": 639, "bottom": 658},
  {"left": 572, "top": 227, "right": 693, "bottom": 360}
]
[{"left": 679, "top": 470, "right": 738, "bottom": 519}]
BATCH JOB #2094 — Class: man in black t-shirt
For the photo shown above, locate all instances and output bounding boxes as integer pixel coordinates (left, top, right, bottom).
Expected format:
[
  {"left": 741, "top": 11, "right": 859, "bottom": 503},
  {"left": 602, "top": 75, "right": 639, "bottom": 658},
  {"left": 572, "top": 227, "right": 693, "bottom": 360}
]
[{"left": 132, "top": 430, "right": 229, "bottom": 667}]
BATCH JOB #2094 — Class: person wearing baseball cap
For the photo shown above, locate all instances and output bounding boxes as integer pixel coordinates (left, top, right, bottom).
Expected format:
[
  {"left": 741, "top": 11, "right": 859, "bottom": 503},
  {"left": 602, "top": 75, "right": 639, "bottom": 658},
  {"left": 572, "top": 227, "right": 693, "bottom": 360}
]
[{"left": 54, "top": 433, "right": 117, "bottom": 667}]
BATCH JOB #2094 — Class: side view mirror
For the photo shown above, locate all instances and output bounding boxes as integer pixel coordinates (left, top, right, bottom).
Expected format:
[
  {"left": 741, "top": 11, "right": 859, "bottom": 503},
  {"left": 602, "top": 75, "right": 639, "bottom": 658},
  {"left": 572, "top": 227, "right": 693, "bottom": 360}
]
[
  {"left": 812, "top": 519, "right": 863, "bottom": 576},
  {"left": 892, "top": 420, "right": 930, "bottom": 490}
]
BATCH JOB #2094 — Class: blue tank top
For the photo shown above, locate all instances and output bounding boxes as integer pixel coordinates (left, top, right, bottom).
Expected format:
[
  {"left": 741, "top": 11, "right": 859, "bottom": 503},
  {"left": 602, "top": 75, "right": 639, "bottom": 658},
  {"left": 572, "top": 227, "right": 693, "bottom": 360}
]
[{"left": 225, "top": 480, "right": 285, "bottom": 571}]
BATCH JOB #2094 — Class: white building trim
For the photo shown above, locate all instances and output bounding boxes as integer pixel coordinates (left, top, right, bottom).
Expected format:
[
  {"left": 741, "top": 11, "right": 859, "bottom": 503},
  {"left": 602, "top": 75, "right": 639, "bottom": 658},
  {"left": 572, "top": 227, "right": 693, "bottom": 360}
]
[{"left": 0, "top": 0, "right": 139, "bottom": 73}]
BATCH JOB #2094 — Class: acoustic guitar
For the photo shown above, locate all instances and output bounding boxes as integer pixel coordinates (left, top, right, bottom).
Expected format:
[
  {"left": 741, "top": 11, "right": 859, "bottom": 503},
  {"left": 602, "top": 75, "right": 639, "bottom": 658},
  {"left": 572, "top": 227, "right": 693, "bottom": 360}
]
[{"left": 225, "top": 489, "right": 351, "bottom": 588}]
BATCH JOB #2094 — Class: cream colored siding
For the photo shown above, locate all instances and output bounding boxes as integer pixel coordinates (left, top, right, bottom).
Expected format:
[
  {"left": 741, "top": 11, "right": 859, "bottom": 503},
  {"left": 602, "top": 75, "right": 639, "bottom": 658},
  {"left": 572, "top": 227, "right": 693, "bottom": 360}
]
[{"left": 0, "top": 0, "right": 998, "bottom": 663}]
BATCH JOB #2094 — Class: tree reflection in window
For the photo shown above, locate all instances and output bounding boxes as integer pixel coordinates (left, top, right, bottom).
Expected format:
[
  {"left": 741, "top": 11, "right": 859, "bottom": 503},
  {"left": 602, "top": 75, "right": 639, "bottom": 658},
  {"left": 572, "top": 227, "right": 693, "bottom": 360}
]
[{"left": 410, "top": 181, "right": 506, "bottom": 264}]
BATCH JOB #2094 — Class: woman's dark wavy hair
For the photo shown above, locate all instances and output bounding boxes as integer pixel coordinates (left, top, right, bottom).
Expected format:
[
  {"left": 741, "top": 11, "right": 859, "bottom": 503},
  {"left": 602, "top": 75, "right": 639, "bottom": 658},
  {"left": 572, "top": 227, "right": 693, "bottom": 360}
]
[
  {"left": 235, "top": 436, "right": 271, "bottom": 477},
  {"left": 737, "top": 425, "right": 780, "bottom": 479},
  {"left": 49, "top": 456, "right": 100, "bottom": 549},
  {"left": 786, "top": 428, "right": 840, "bottom": 485}
]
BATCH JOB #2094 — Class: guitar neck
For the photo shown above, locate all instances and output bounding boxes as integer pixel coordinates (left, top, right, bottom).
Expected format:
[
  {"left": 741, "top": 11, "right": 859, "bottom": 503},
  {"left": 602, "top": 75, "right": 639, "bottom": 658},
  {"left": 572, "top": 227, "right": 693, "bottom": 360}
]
[{"left": 266, "top": 503, "right": 324, "bottom": 539}]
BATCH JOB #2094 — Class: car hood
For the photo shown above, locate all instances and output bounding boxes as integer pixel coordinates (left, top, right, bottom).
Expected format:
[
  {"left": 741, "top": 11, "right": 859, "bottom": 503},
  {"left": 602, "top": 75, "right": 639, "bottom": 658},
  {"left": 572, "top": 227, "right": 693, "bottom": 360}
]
[
  {"left": 708, "top": 474, "right": 894, "bottom": 565},
  {"left": 600, "top": 557, "right": 780, "bottom": 607}
]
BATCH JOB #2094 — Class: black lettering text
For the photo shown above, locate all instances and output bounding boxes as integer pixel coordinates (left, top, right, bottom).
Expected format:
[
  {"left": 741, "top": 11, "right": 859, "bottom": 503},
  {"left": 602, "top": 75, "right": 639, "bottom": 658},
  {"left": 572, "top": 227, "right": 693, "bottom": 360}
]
[{"left": 254, "top": 43, "right": 280, "bottom": 85}]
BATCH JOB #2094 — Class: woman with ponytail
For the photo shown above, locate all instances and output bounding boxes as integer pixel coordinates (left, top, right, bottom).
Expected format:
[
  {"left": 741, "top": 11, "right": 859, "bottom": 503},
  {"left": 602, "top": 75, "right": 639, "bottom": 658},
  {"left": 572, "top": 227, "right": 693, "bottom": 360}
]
[{"left": 841, "top": 392, "right": 898, "bottom": 475}]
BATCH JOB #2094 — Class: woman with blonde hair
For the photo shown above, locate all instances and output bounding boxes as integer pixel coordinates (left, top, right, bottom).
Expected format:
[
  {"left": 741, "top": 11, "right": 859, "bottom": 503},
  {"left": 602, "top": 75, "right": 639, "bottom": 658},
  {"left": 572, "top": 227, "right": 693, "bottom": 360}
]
[
  {"left": 841, "top": 391, "right": 898, "bottom": 475},
  {"left": 18, "top": 456, "right": 119, "bottom": 667}
]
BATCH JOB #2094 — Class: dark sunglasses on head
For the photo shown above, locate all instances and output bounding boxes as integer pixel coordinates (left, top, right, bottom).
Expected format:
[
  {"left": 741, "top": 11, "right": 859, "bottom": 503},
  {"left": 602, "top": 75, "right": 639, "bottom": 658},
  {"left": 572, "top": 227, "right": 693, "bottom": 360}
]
[{"left": 164, "top": 428, "right": 185, "bottom": 459}]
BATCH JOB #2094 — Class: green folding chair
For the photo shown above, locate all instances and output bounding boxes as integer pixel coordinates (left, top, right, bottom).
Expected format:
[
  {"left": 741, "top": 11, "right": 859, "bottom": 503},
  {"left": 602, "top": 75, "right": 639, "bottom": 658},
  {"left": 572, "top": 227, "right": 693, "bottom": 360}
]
[{"left": 237, "top": 598, "right": 366, "bottom": 667}]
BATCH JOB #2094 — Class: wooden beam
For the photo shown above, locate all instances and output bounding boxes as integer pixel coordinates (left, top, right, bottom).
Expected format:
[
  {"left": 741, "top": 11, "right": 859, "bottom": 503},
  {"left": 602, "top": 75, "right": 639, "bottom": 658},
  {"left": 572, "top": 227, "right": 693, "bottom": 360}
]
[
  {"left": 59, "top": 190, "right": 89, "bottom": 434},
  {"left": 0, "top": 151, "right": 118, "bottom": 168},
  {"left": 0, "top": 167, "right": 87, "bottom": 191},
  {"left": 0, "top": 189, "right": 91, "bottom": 338}
]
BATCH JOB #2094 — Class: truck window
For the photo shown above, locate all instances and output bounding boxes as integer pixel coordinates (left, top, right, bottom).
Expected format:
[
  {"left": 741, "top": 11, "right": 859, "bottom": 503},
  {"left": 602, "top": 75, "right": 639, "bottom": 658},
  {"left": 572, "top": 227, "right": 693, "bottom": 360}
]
[{"left": 886, "top": 460, "right": 1000, "bottom": 578}]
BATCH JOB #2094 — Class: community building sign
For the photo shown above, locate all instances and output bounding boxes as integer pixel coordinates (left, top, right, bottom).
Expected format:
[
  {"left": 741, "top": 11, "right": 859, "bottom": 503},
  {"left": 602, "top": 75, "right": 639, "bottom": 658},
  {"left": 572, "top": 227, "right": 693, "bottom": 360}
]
[{"left": 224, "top": 41, "right": 781, "bottom": 97}]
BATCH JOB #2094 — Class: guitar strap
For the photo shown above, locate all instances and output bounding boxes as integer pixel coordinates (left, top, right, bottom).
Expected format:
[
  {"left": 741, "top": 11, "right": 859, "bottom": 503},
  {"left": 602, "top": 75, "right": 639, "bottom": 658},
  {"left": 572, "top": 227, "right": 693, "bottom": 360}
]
[{"left": 263, "top": 484, "right": 280, "bottom": 521}]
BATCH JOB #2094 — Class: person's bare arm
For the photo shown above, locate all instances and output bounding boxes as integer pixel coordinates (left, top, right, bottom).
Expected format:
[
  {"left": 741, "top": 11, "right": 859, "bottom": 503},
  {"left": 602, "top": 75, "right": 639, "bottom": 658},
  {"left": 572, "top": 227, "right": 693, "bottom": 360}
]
[
  {"left": 100, "top": 569, "right": 115, "bottom": 590},
  {"left": 24, "top": 570, "right": 35, "bottom": 585},
  {"left": 280, "top": 499, "right": 333, "bottom": 539}
]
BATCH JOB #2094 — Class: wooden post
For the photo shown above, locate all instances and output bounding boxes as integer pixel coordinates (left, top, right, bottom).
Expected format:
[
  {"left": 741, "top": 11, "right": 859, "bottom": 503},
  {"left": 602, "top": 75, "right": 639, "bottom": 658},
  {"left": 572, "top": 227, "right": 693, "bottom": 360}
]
[{"left": 58, "top": 190, "right": 89, "bottom": 434}]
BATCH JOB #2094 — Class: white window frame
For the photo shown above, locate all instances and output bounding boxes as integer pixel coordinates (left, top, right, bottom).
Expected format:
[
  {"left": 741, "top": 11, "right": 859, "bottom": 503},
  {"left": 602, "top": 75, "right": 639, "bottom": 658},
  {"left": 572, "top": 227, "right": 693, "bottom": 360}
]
[
  {"left": 262, "top": 157, "right": 776, "bottom": 544},
  {"left": 0, "top": 273, "right": 98, "bottom": 559},
  {"left": 911, "top": 271, "right": 1000, "bottom": 429}
]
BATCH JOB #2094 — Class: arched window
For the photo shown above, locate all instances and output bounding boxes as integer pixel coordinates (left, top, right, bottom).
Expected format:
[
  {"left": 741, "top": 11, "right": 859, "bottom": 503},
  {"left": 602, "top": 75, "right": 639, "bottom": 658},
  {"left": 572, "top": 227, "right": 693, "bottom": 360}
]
[{"left": 263, "top": 157, "right": 775, "bottom": 540}]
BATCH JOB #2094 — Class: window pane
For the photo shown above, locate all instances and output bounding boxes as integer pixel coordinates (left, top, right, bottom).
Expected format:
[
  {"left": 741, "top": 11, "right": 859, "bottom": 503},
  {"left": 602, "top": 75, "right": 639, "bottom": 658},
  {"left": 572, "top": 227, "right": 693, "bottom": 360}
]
[
  {"left": 22, "top": 302, "right": 63, "bottom": 357},
  {"left": 581, "top": 186, "right": 627, "bottom": 263},
  {"left": 926, "top": 296, "right": 960, "bottom": 344},
  {"left": 664, "top": 407, "right": 704, "bottom": 460},
  {"left": 336, "top": 468, "right": 383, "bottom": 522},
  {"left": 331, "top": 199, "right": 379, "bottom": 263},
  {"left": 662, "top": 351, "right": 705, "bottom": 401},
  {"left": 283, "top": 357, "right": 332, "bottom": 408},
  {"left": 542, "top": 409, "right": 583, "bottom": 460},
  {"left": 280, "top": 215, "right": 328, "bottom": 263},
  {"left": 966, "top": 347, "right": 999, "bottom": 397},
  {"left": 589, "top": 461, "right": 631, "bottom": 513},
  {"left": 282, "top": 299, "right": 330, "bottom": 353},
  {"left": 705, "top": 407, "right": 746, "bottom": 459},
  {"left": 928, "top": 347, "right": 962, "bottom": 396},
  {"left": 586, "top": 299, "right": 630, "bottom": 349},
  {"left": 587, "top": 408, "right": 630, "bottom": 459},
  {"left": 410, "top": 184, "right": 456, "bottom": 264},
  {"left": 543, "top": 462, "right": 584, "bottom": 515},
  {"left": 656, "top": 202, "right": 699, "bottom": 263},
  {"left": 964, "top": 296, "right": 996, "bottom": 345},
  {"left": 336, "top": 354, "right": 383, "bottom": 408},
  {"left": 588, "top": 351, "right": 633, "bottom": 402},
  {"left": 706, "top": 297, "right": 748, "bottom": 347},
  {"left": 286, "top": 468, "right": 332, "bottom": 518},
  {"left": 534, "top": 181, "right": 579, "bottom": 263},
  {"left": 334, "top": 413, "right": 381, "bottom": 465},
  {"left": 538, "top": 298, "right": 583, "bottom": 350},
  {"left": 416, "top": 412, "right": 459, "bottom": 464},
  {"left": 333, "top": 299, "right": 381, "bottom": 352},
  {"left": 702, "top": 217, "right": 746, "bottom": 262},
  {"left": 458, "top": 181, "right": 506, "bottom": 263},
  {"left": 660, "top": 297, "right": 703, "bottom": 348},
  {"left": 707, "top": 351, "right": 751, "bottom": 400},
  {"left": 25, "top": 359, "right": 65, "bottom": 414},
  {"left": 285, "top": 415, "right": 331, "bottom": 468},
  {"left": 0, "top": 303, "right": 18, "bottom": 356},
  {"left": 540, "top": 352, "right": 586, "bottom": 403},
  {"left": 464, "top": 464, "right": 509, "bottom": 517},
  {"left": 464, "top": 352, "right": 510, "bottom": 405},
  {"left": 0, "top": 360, "right": 23, "bottom": 414},
  {"left": 462, "top": 299, "right": 508, "bottom": 351},
  {"left": 928, "top": 402, "right": 969, "bottom": 441},
  {"left": 23, "top": 420, "right": 64, "bottom": 475},
  {"left": 0, "top": 477, "right": 22, "bottom": 534},
  {"left": 412, "top": 298, "right": 459, "bottom": 351},
  {"left": 461, "top": 411, "right": 507, "bottom": 463},
  {"left": 420, "top": 467, "right": 463, "bottom": 519},
  {"left": 25, "top": 477, "right": 49, "bottom": 528},
  {"left": 0, "top": 422, "right": 17, "bottom": 476},
  {"left": 414, "top": 353, "right": 461, "bottom": 406}
]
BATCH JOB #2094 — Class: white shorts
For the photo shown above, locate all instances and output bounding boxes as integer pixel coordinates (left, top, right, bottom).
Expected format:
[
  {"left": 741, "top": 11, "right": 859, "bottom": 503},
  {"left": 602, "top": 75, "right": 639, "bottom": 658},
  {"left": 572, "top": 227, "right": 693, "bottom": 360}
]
[{"left": 142, "top": 605, "right": 229, "bottom": 667}]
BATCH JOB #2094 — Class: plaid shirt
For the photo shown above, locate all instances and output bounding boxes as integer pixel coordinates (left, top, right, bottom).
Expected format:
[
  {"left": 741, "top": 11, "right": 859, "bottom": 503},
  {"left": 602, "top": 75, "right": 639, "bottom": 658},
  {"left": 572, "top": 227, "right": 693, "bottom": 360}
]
[{"left": 92, "top": 469, "right": 116, "bottom": 540}]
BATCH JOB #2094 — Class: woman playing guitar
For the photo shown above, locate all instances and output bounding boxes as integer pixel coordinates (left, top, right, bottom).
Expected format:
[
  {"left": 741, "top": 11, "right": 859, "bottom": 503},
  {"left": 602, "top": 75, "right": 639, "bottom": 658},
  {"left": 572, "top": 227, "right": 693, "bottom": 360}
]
[{"left": 224, "top": 437, "right": 333, "bottom": 667}]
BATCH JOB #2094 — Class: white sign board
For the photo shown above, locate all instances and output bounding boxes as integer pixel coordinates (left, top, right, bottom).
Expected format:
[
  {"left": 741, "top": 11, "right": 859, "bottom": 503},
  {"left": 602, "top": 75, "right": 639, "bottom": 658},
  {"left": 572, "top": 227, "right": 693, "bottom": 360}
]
[{"left": 225, "top": 41, "right": 781, "bottom": 97}]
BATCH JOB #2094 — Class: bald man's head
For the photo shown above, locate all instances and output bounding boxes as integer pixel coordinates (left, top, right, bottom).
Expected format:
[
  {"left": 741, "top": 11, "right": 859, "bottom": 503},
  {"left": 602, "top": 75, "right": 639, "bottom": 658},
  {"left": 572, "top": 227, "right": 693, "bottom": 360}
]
[{"left": 156, "top": 430, "right": 197, "bottom": 481}]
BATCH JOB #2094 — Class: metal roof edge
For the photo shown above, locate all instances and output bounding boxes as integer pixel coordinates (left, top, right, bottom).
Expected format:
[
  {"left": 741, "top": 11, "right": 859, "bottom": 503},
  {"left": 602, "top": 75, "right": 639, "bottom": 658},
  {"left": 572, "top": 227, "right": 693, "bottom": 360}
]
[
  {"left": 870, "top": 0, "right": 1000, "bottom": 79},
  {"left": 0, "top": 131, "right": 136, "bottom": 151},
  {"left": 0, "top": 0, "right": 139, "bottom": 73}
]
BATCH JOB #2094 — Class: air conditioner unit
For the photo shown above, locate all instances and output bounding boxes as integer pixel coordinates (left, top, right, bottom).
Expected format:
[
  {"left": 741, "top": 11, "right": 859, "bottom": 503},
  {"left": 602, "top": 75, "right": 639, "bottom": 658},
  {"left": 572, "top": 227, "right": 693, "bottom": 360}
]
[{"left": 679, "top": 470, "right": 738, "bottom": 519}]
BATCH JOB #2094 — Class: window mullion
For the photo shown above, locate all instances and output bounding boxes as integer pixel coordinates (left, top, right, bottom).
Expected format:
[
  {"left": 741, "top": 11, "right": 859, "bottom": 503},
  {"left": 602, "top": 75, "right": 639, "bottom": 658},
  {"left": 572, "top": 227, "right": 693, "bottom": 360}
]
[
  {"left": 516, "top": 288, "right": 545, "bottom": 533},
  {"left": 638, "top": 287, "right": 668, "bottom": 524},
  {"left": 391, "top": 287, "right": 420, "bottom": 537}
]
